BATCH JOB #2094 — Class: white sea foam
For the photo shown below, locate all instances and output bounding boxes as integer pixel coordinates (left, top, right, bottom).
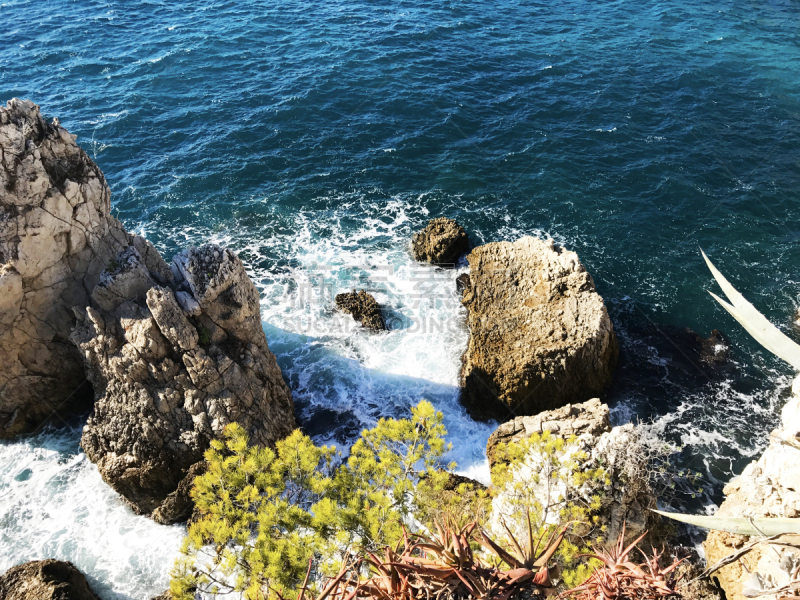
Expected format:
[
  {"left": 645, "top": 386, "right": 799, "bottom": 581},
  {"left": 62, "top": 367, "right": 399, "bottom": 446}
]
[
  {"left": 227, "top": 202, "right": 497, "bottom": 477},
  {"left": 0, "top": 426, "right": 184, "bottom": 599}
]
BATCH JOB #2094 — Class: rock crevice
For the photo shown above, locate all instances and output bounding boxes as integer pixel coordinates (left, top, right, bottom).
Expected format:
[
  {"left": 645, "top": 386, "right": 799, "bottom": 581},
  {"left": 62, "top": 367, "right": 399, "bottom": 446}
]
[{"left": 72, "top": 244, "right": 296, "bottom": 520}]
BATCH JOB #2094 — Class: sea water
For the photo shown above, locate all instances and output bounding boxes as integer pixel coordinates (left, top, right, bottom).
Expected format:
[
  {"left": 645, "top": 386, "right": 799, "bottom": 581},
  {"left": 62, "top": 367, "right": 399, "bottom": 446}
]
[{"left": 2, "top": 0, "right": 800, "bottom": 596}]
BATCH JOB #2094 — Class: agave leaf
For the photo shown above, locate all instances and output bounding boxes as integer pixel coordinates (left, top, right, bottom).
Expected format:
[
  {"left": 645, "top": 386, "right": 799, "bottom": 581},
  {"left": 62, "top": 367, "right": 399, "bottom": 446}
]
[
  {"left": 479, "top": 529, "right": 523, "bottom": 569},
  {"left": 500, "top": 518, "right": 527, "bottom": 564},
  {"left": 459, "top": 569, "right": 487, "bottom": 595},
  {"left": 702, "top": 249, "right": 800, "bottom": 369},
  {"left": 533, "top": 525, "right": 568, "bottom": 568},
  {"left": 653, "top": 510, "right": 800, "bottom": 535}
]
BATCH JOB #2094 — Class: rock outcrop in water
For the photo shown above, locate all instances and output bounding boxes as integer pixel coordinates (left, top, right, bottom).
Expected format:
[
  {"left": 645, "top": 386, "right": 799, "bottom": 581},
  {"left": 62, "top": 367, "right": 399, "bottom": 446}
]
[
  {"left": 0, "top": 559, "right": 100, "bottom": 600},
  {"left": 72, "top": 243, "right": 296, "bottom": 520},
  {"left": 704, "top": 376, "right": 800, "bottom": 600},
  {"left": 335, "top": 290, "right": 386, "bottom": 331},
  {"left": 460, "top": 237, "right": 618, "bottom": 421},
  {"left": 411, "top": 217, "right": 470, "bottom": 265},
  {"left": 486, "top": 398, "right": 655, "bottom": 544},
  {"left": 0, "top": 99, "right": 130, "bottom": 438}
]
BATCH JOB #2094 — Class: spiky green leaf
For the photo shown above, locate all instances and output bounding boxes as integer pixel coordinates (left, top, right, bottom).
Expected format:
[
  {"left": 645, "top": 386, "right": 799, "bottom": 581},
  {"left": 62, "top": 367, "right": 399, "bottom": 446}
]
[
  {"left": 653, "top": 510, "right": 800, "bottom": 535},
  {"left": 702, "top": 249, "right": 800, "bottom": 369}
]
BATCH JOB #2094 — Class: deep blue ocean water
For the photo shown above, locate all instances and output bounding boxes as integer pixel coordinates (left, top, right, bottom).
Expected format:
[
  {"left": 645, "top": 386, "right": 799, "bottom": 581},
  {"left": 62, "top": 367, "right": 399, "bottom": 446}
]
[{"left": 2, "top": 0, "right": 800, "bottom": 597}]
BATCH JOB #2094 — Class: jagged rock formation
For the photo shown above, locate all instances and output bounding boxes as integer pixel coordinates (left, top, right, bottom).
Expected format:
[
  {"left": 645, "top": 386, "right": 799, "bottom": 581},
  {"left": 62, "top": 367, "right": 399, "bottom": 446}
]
[
  {"left": 486, "top": 397, "right": 611, "bottom": 467},
  {"left": 72, "top": 243, "right": 296, "bottom": 520},
  {"left": 151, "top": 460, "right": 207, "bottom": 525},
  {"left": 0, "top": 559, "right": 100, "bottom": 600},
  {"left": 411, "top": 217, "right": 469, "bottom": 265},
  {"left": 487, "top": 398, "right": 656, "bottom": 544},
  {"left": 460, "top": 237, "right": 618, "bottom": 420},
  {"left": 335, "top": 290, "right": 386, "bottom": 331},
  {"left": 704, "top": 377, "right": 800, "bottom": 600},
  {"left": 0, "top": 99, "right": 130, "bottom": 438}
]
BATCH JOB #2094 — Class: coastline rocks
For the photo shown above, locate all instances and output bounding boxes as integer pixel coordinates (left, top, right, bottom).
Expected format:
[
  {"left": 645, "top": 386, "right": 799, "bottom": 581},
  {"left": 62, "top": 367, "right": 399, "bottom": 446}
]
[
  {"left": 460, "top": 237, "right": 618, "bottom": 421},
  {"left": 704, "top": 377, "right": 800, "bottom": 600},
  {"left": 0, "top": 99, "right": 130, "bottom": 438},
  {"left": 411, "top": 217, "right": 469, "bottom": 265},
  {"left": 0, "top": 559, "right": 100, "bottom": 600},
  {"left": 72, "top": 243, "right": 296, "bottom": 520},
  {"left": 151, "top": 460, "right": 207, "bottom": 525},
  {"left": 335, "top": 290, "right": 386, "bottom": 331},
  {"left": 486, "top": 398, "right": 611, "bottom": 467},
  {"left": 488, "top": 399, "right": 655, "bottom": 544}
]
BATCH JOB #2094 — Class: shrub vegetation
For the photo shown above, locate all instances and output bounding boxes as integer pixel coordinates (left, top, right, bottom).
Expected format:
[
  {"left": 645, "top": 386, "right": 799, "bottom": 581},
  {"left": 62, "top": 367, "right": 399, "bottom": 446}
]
[{"left": 170, "top": 402, "right": 679, "bottom": 600}]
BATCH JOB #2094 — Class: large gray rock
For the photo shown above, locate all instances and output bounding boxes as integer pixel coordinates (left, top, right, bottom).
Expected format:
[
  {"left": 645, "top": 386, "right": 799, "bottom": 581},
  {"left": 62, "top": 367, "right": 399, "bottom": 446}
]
[
  {"left": 0, "top": 559, "right": 100, "bottom": 600},
  {"left": 460, "top": 237, "right": 618, "bottom": 421},
  {"left": 704, "top": 377, "right": 800, "bottom": 600},
  {"left": 72, "top": 244, "right": 296, "bottom": 520},
  {"left": 0, "top": 99, "right": 131, "bottom": 438}
]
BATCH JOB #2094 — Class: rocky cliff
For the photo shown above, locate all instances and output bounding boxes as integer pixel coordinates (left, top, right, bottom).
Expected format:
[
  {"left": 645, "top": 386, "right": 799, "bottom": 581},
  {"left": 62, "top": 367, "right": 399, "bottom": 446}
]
[
  {"left": 72, "top": 243, "right": 296, "bottom": 521},
  {"left": 460, "top": 237, "right": 618, "bottom": 420},
  {"left": 0, "top": 99, "right": 130, "bottom": 437},
  {"left": 704, "top": 376, "right": 800, "bottom": 600}
]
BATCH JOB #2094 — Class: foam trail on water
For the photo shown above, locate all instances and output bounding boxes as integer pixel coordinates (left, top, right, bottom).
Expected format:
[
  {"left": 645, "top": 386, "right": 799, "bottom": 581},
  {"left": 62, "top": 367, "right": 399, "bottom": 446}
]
[{"left": 0, "top": 425, "right": 184, "bottom": 599}]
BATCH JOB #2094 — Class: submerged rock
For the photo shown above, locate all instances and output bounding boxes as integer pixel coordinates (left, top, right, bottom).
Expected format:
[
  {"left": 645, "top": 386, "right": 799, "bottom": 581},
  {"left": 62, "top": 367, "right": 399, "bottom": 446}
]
[
  {"left": 460, "top": 237, "right": 618, "bottom": 421},
  {"left": 72, "top": 244, "right": 296, "bottom": 520},
  {"left": 704, "top": 376, "right": 800, "bottom": 600},
  {"left": 0, "top": 559, "right": 100, "bottom": 600},
  {"left": 0, "top": 99, "right": 131, "bottom": 438},
  {"left": 335, "top": 290, "right": 386, "bottom": 331},
  {"left": 487, "top": 398, "right": 656, "bottom": 545},
  {"left": 411, "top": 217, "right": 469, "bottom": 265}
]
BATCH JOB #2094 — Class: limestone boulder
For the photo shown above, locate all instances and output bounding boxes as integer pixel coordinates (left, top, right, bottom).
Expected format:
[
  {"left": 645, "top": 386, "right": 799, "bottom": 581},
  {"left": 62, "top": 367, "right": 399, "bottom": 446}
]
[
  {"left": 0, "top": 99, "right": 132, "bottom": 437},
  {"left": 335, "top": 290, "right": 386, "bottom": 331},
  {"left": 0, "top": 559, "right": 100, "bottom": 600},
  {"left": 486, "top": 397, "right": 611, "bottom": 467},
  {"left": 411, "top": 217, "right": 469, "bottom": 265},
  {"left": 72, "top": 244, "right": 296, "bottom": 520},
  {"left": 487, "top": 398, "right": 656, "bottom": 545},
  {"left": 460, "top": 237, "right": 618, "bottom": 421}
]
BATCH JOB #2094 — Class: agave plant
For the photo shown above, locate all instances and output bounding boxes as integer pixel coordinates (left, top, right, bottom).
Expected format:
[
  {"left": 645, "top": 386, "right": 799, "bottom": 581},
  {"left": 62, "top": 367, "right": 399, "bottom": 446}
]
[
  {"left": 701, "top": 249, "right": 800, "bottom": 370},
  {"left": 562, "top": 526, "right": 683, "bottom": 600},
  {"left": 334, "top": 517, "right": 569, "bottom": 600},
  {"left": 652, "top": 510, "right": 800, "bottom": 536}
]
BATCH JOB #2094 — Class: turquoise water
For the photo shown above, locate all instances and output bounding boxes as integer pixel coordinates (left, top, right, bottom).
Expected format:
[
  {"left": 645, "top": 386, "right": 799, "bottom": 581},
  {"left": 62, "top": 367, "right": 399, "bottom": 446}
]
[{"left": 2, "top": 0, "right": 800, "bottom": 596}]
